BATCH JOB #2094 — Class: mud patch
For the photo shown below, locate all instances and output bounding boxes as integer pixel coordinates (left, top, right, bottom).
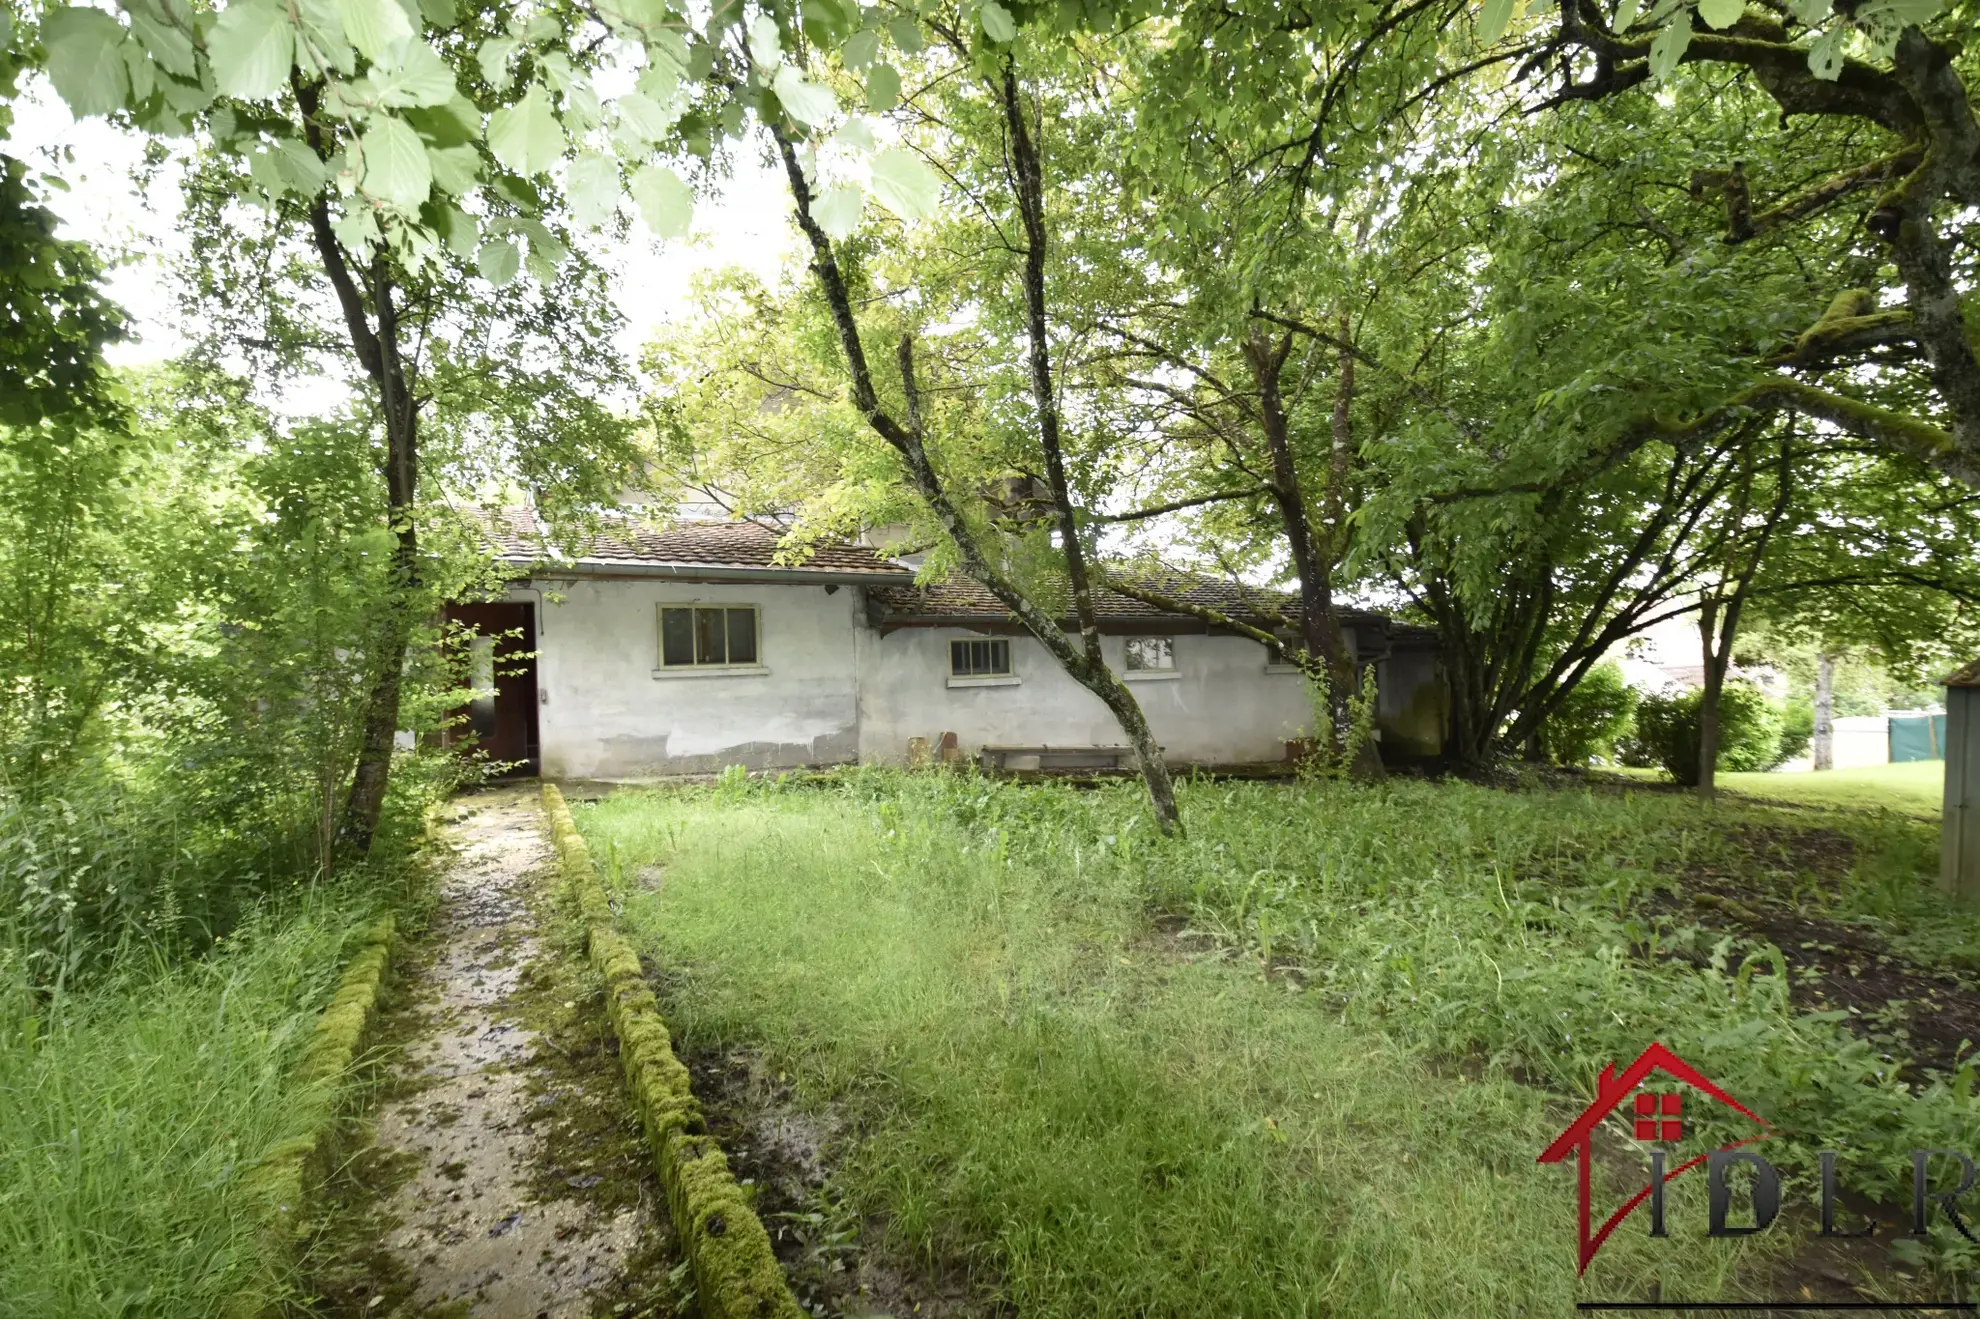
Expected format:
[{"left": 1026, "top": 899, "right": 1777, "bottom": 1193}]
[
  {"left": 677, "top": 1042, "right": 998, "bottom": 1319},
  {"left": 302, "top": 788, "right": 685, "bottom": 1318},
  {"left": 1666, "top": 824, "right": 1980, "bottom": 1080}
]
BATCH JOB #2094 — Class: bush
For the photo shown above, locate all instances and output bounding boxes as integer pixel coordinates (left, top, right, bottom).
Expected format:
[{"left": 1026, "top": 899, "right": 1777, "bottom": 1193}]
[
  {"left": 1625, "top": 682, "right": 1785, "bottom": 784},
  {"left": 1542, "top": 662, "right": 1638, "bottom": 765},
  {"left": 1777, "top": 695, "right": 1815, "bottom": 765}
]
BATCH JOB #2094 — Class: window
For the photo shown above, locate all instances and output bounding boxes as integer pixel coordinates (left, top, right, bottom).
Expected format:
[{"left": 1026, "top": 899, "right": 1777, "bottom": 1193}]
[
  {"left": 950, "top": 638, "right": 1011, "bottom": 677},
  {"left": 1124, "top": 636, "right": 1174, "bottom": 672},
  {"left": 658, "top": 605, "right": 759, "bottom": 668},
  {"left": 1633, "top": 1092, "right": 1683, "bottom": 1143}
]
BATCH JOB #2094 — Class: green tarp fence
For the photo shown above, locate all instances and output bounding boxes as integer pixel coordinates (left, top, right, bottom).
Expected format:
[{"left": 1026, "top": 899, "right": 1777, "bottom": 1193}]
[{"left": 1890, "top": 713, "right": 1948, "bottom": 762}]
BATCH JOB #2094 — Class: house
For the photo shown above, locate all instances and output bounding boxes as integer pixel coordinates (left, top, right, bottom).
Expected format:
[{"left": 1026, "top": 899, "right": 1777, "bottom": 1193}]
[{"left": 451, "top": 509, "right": 1449, "bottom": 779}]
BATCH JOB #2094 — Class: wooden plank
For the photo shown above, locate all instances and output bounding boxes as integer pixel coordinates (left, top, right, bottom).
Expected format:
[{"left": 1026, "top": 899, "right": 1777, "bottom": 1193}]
[{"left": 1945, "top": 687, "right": 1980, "bottom": 900}]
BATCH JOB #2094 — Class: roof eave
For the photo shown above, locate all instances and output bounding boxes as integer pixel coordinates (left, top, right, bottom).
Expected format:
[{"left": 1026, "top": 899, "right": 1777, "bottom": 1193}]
[{"left": 503, "top": 556, "right": 913, "bottom": 587}]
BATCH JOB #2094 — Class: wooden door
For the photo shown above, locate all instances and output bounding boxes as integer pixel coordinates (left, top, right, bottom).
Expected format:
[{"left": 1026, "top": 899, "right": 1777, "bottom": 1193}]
[{"left": 444, "top": 602, "right": 540, "bottom": 773}]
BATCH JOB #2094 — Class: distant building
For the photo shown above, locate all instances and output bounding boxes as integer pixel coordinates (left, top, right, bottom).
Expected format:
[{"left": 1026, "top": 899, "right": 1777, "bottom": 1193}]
[{"left": 448, "top": 509, "right": 1451, "bottom": 779}]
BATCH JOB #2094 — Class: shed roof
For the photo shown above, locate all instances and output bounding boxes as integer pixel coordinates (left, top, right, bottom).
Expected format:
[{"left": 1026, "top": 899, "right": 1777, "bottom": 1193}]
[
  {"left": 866, "top": 569, "right": 1433, "bottom": 641},
  {"left": 474, "top": 507, "right": 913, "bottom": 581},
  {"left": 1946, "top": 658, "right": 1980, "bottom": 688},
  {"left": 471, "top": 507, "right": 1428, "bottom": 639}
]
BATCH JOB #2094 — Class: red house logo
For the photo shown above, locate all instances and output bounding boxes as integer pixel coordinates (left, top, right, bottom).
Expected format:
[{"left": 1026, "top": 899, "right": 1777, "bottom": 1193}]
[{"left": 1537, "top": 1042, "right": 1772, "bottom": 1273}]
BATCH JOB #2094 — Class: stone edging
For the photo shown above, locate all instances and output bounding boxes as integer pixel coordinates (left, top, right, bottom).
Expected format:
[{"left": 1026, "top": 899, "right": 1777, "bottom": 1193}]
[
  {"left": 232, "top": 909, "right": 397, "bottom": 1317},
  {"left": 540, "top": 782, "right": 803, "bottom": 1319}
]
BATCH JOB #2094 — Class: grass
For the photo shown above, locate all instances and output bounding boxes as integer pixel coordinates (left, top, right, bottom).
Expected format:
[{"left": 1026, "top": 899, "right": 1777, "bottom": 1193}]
[
  {"left": 571, "top": 771, "right": 1949, "bottom": 1316},
  {"left": 0, "top": 885, "right": 391, "bottom": 1317},
  {"left": 1716, "top": 760, "right": 1945, "bottom": 819}
]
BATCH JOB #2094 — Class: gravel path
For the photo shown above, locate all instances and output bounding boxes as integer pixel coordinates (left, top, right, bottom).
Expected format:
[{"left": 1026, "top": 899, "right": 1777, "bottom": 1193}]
[{"left": 307, "top": 786, "right": 682, "bottom": 1318}]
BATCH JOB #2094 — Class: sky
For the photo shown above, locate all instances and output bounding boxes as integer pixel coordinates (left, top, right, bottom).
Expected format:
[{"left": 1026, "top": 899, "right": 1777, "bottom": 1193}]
[{"left": 2, "top": 79, "right": 800, "bottom": 403}]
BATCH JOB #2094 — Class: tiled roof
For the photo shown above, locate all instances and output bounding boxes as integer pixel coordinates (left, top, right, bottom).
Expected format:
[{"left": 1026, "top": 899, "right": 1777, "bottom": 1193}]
[
  {"left": 868, "top": 571, "right": 1308, "bottom": 623},
  {"left": 472, "top": 507, "right": 912, "bottom": 578}
]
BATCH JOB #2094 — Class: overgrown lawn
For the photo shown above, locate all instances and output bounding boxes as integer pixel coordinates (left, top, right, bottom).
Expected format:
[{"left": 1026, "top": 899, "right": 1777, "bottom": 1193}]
[{"left": 565, "top": 770, "right": 1980, "bottom": 1314}]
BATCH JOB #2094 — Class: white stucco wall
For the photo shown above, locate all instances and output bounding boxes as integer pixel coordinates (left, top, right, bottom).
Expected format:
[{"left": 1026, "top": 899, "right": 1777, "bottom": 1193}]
[
  {"left": 524, "top": 577, "right": 863, "bottom": 779},
  {"left": 855, "top": 627, "right": 1316, "bottom": 766}
]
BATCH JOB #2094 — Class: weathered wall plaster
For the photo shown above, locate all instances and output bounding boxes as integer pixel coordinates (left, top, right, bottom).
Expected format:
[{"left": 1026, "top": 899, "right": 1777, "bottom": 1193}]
[
  {"left": 523, "top": 578, "right": 1444, "bottom": 778},
  {"left": 523, "top": 579, "right": 861, "bottom": 779},
  {"left": 856, "top": 627, "right": 1315, "bottom": 766}
]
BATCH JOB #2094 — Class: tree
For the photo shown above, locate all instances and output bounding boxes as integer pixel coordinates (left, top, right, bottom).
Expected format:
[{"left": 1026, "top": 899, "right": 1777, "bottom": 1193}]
[
  {"left": 26, "top": 0, "right": 708, "bottom": 850},
  {"left": 1475, "top": 0, "right": 1980, "bottom": 487}
]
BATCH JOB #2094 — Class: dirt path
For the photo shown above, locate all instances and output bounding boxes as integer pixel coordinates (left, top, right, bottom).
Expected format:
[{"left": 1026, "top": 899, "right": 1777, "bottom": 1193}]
[{"left": 305, "top": 787, "right": 685, "bottom": 1318}]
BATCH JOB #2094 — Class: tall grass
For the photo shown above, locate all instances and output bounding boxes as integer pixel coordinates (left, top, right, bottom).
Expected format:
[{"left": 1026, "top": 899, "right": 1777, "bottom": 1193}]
[
  {"left": 0, "top": 885, "right": 384, "bottom": 1317},
  {"left": 0, "top": 753, "right": 445, "bottom": 1317},
  {"left": 580, "top": 776, "right": 1784, "bottom": 1316}
]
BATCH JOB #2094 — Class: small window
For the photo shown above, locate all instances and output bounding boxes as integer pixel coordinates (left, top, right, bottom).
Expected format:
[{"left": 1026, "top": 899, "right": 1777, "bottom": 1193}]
[
  {"left": 658, "top": 605, "right": 760, "bottom": 668},
  {"left": 1125, "top": 636, "right": 1174, "bottom": 672},
  {"left": 950, "top": 638, "right": 1011, "bottom": 677}
]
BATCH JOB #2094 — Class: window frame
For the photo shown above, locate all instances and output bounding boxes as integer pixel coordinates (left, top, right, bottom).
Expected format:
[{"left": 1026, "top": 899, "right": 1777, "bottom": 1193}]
[
  {"left": 655, "top": 602, "right": 764, "bottom": 672},
  {"left": 949, "top": 637, "right": 1013, "bottom": 678},
  {"left": 1122, "top": 635, "right": 1176, "bottom": 678}
]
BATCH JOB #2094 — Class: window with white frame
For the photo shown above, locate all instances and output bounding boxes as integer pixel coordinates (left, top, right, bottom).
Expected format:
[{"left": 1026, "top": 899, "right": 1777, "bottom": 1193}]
[
  {"left": 1124, "top": 636, "right": 1174, "bottom": 672},
  {"left": 950, "top": 637, "right": 1011, "bottom": 677},
  {"left": 658, "top": 604, "right": 760, "bottom": 668}
]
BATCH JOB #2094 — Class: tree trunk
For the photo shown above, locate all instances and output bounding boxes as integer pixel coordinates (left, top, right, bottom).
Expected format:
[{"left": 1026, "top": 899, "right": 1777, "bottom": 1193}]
[
  {"left": 328, "top": 257, "right": 421, "bottom": 859},
  {"left": 1243, "top": 327, "right": 1361, "bottom": 768},
  {"left": 999, "top": 67, "right": 1180, "bottom": 833},
  {"left": 1813, "top": 652, "right": 1835, "bottom": 771},
  {"left": 1697, "top": 599, "right": 1725, "bottom": 796},
  {"left": 770, "top": 118, "right": 1180, "bottom": 835}
]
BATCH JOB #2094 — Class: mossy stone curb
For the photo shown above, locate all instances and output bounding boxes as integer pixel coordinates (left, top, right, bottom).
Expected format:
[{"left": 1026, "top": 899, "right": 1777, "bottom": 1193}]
[
  {"left": 541, "top": 782, "right": 803, "bottom": 1319},
  {"left": 229, "top": 910, "right": 397, "bottom": 1317}
]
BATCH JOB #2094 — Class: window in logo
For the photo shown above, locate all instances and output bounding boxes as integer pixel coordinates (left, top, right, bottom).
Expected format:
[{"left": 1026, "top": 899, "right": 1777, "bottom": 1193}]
[{"left": 1634, "top": 1091, "right": 1683, "bottom": 1143}]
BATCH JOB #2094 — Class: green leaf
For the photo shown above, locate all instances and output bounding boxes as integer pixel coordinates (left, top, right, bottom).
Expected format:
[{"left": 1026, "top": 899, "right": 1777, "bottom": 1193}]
[
  {"left": 835, "top": 116, "right": 876, "bottom": 152},
  {"left": 248, "top": 146, "right": 288, "bottom": 194},
  {"left": 869, "top": 147, "right": 938, "bottom": 219},
  {"left": 1647, "top": 8, "right": 1692, "bottom": 79},
  {"left": 1788, "top": 0, "right": 1830, "bottom": 21},
  {"left": 333, "top": 203, "right": 381, "bottom": 252},
  {"left": 637, "top": 56, "right": 681, "bottom": 104},
  {"left": 487, "top": 84, "right": 565, "bottom": 176},
  {"left": 1696, "top": 0, "right": 1744, "bottom": 29},
  {"left": 841, "top": 30, "right": 880, "bottom": 70},
  {"left": 1478, "top": 0, "right": 1518, "bottom": 45},
  {"left": 1614, "top": 0, "right": 1642, "bottom": 29},
  {"left": 814, "top": 185, "right": 863, "bottom": 239},
  {"left": 865, "top": 63, "right": 901, "bottom": 112},
  {"left": 426, "top": 142, "right": 479, "bottom": 192},
  {"left": 437, "top": 205, "right": 476, "bottom": 256},
  {"left": 615, "top": 90, "right": 678, "bottom": 143},
  {"left": 476, "top": 36, "right": 518, "bottom": 90},
  {"left": 405, "top": 94, "right": 480, "bottom": 147},
  {"left": 978, "top": 0, "right": 1016, "bottom": 42},
  {"left": 361, "top": 114, "right": 432, "bottom": 207},
  {"left": 272, "top": 138, "right": 330, "bottom": 193},
  {"left": 477, "top": 238, "right": 520, "bottom": 285},
  {"left": 418, "top": 0, "right": 457, "bottom": 28},
  {"left": 1859, "top": 0, "right": 1941, "bottom": 22},
  {"left": 566, "top": 152, "right": 621, "bottom": 228},
  {"left": 631, "top": 162, "right": 692, "bottom": 238},
  {"left": 748, "top": 15, "right": 781, "bottom": 68},
  {"left": 209, "top": 0, "right": 295, "bottom": 102},
  {"left": 334, "top": 0, "right": 412, "bottom": 64},
  {"left": 1805, "top": 24, "right": 1844, "bottom": 77},
  {"left": 294, "top": 0, "right": 356, "bottom": 74},
  {"left": 885, "top": 16, "right": 923, "bottom": 52},
  {"left": 525, "top": 13, "right": 562, "bottom": 42},
  {"left": 376, "top": 37, "right": 456, "bottom": 107},
  {"left": 773, "top": 65, "right": 837, "bottom": 128},
  {"left": 43, "top": 6, "right": 131, "bottom": 117},
  {"left": 129, "top": 11, "right": 198, "bottom": 78}
]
